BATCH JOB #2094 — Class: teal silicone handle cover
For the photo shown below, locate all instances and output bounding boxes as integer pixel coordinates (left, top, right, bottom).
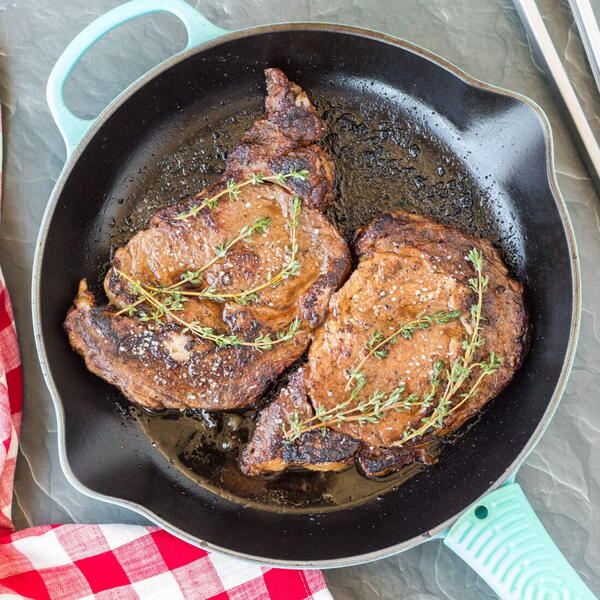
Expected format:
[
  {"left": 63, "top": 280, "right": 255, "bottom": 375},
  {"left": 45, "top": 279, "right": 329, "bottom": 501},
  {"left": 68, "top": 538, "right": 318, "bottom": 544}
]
[
  {"left": 46, "top": 0, "right": 227, "bottom": 155},
  {"left": 444, "top": 483, "right": 596, "bottom": 599}
]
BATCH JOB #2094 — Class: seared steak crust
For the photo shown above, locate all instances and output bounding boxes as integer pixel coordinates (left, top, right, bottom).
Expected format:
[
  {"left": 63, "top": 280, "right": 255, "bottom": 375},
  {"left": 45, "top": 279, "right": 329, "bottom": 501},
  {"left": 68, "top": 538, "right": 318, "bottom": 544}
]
[
  {"left": 65, "top": 69, "right": 350, "bottom": 411},
  {"left": 240, "top": 370, "right": 359, "bottom": 477},
  {"left": 225, "top": 68, "right": 334, "bottom": 210},
  {"left": 355, "top": 445, "right": 436, "bottom": 478}
]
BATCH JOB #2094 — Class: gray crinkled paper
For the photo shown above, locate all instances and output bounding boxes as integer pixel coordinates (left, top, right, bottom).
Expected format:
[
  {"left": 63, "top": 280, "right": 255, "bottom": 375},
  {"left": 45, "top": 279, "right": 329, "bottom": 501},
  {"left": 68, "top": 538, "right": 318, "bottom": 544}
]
[{"left": 0, "top": 0, "right": 598, "bottom": 598}]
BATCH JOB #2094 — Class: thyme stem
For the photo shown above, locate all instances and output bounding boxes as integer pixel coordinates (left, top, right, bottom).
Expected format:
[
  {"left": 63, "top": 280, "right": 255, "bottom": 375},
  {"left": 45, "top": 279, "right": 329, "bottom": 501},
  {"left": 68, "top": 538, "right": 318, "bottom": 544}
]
[
  {"left": 396, "top": 248, "right": 497, "bottom": 446},
  {"left": 174, "top": 170, "right": 308, "bottom": 221}
]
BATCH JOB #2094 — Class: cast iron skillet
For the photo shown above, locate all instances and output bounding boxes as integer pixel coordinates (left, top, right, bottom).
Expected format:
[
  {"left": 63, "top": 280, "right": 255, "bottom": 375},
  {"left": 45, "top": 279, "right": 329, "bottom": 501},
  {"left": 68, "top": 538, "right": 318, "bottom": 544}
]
[{"left": 32, "top": 1, "right": 592, "bottom": 597}]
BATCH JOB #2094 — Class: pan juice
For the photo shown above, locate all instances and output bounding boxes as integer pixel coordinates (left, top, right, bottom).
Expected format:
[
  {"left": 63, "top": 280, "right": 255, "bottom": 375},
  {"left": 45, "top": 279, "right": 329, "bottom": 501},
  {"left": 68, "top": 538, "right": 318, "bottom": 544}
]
[{"left": 133, "top": 405, "right": 437, "bottom": 512}]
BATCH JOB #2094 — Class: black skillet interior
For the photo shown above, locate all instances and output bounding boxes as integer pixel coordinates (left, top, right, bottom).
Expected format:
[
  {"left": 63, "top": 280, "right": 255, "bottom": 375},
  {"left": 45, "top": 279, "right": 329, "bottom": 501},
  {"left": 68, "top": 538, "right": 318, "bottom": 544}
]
[{"left": 38, "top": 27, "right": 573, "bottom": 564}]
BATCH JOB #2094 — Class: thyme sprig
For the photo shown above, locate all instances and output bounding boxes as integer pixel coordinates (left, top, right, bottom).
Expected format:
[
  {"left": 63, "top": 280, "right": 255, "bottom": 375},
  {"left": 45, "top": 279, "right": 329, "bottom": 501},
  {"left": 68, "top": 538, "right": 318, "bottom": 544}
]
[
  {"left": 175, "top": 170, "right": 309, "bottom": 221},
  {"left": 115, "top": 216, "right": 272, "bottom": 317},
  {"left": 283, "top": 248, "right": 502, "bottom": 444},
  {"left": 397, "top": 248, "right": 500, "bottom": 445},
  {"left": 283, "top": 384, "right": 411, "bottom": 440},
  {"left": 110, "top": 170, "right": 309, "bottom": 354},
  {"left": 155, "top": 195, "right": 302, "bottom": 305},
  {"left": 345, "top": 310, "right": 461, "bottom": 392},
  {"left": 283, "top": 310, "right": 461, "bottom": 442},
  {"left": 113, "top": 268, "right": 302, "bottom": 350}
]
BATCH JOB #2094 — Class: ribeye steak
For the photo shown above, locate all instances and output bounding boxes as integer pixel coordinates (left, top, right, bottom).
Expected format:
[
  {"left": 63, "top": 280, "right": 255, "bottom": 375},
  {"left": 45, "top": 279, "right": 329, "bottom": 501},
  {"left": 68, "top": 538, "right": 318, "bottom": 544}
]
[
  {"left": 65, "top": 69, "right": 350, "bottom": 411},
  {"left": 242, "top": 210, "right": 527, "bottom": 477}
]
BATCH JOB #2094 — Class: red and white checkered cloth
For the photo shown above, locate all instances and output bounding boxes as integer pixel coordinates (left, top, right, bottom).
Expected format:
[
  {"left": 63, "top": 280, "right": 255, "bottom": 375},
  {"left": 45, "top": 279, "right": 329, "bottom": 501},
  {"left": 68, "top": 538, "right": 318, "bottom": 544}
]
[{"left": 0, "top": 110, "right": 333, "bottom": 599}]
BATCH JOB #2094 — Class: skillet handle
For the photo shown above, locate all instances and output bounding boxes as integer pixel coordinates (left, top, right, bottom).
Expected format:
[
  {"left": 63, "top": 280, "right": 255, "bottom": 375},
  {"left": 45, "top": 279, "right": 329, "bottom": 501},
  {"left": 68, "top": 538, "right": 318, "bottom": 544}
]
[
  {"left": 444, "top": 483, "right": 596, "bottom": 599},
  {"left": 46, "top": 0, "right": 227, "bottom": 156}
]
